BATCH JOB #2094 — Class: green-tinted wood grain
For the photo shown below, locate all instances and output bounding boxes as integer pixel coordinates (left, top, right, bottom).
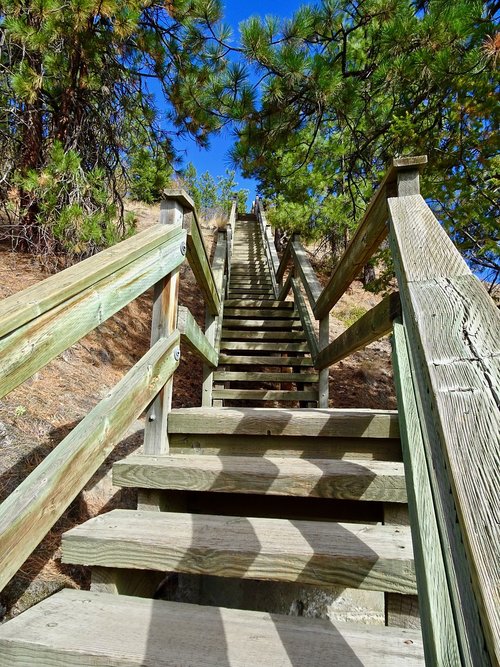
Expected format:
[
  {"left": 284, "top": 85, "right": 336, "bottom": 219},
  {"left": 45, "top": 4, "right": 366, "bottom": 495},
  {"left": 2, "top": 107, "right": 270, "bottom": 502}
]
[
  {"left": 390, "top": 194, "right": 498, "bottom": 665},
  {"left": 177, "top": 305, "right": 218, "bottom": 368},
  {"left": 63, "top": 510, "right": 416, "bottom": 594},
  {"left": 0, "top": 229, "right": 185, "bottom": 399},
  {"left": 0, "top": 225, "right": 179, "bottom": 339},
  {"left": 0, "top": 332, "right": 180, "bottom": 592},
  {"left": 392, "top": 321, "right": 461, "bottom": 666},
  {"left": 316, "top": 293, "right": 400, "bottom": 370}
]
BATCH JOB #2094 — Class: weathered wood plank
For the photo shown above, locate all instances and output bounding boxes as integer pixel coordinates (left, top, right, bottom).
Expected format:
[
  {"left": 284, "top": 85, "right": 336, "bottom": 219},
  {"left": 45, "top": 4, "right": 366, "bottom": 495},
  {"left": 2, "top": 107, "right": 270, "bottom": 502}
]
[
  {"left": 316, "top": 293, "right": 401, "bottom": 370},
  {"left": 224, "top": 299, "right": 294, "bottom": 308},
  {"left": 177, "top": 306, "right": 218, "bottom": 368},
  {"left": 142, "top": 196, "right": 183, "bottom": 461},
  {"left": 278, "top": 270, "right": 293, "bottom": 300},
  {"left": 0, "top": 225, "right": 178, "bottom": 339},
  {"left": 383, "top": 503, "right": 420, "bottom": 630},
  {"left": 63, "top": 510, "right": 416, "bottom": 594},
  {"left": 143, "top": 267, "right": 180, "bottom": 456},
  {"left": 213, "top": 371, "right": 318, "bottom": 382},
  {"left": 169, "top": 433, "right": 402, "bottom": 460},
  {"left": 0, "top": 228, "right": 186, "bottom": 399},
  {"left": 220, "top": 341, "right": 309, "bottom": 352},
  {"left": 0, "top": 589, "right": 425, "bottom": 667},
  {"left": 390, "top": 194, "right": 499, "bottom": 664},
  {"left": 291, "top": 277, "right": 319, "bottom": 361},
  {"left": 212, "top": 389, "right": 318, "bottom": 401},
  {"left": 392, "top": 320, "right": 460, "bottom": 665},
  {"left": 276, "top": 236, "right": 293, "bottom": 283},
  {"left": 114, "top": 454, "right": 407, "bottom": 502},
  {"left": 221, "top": 330, "right": 306, "bottom": 341},
  {"left": 223, "top": 318, "right": 302, "bottom": 329},
  {"left": 186, "top": 214, "right": 221, "bottom": 315},
  {"left": 0, "top": 332, "right": 180, "bottom": 592},
  {"left": 218, "top": 354, "right": 314, "bottom": 366},
  {"left": 162, "top": 190, "right": 222, "bottom": 315},
  {"left": 291, "top": 240, "right": 323, "bottom": 309},
  {"left": 168, "top": 407, "right": 400, "bottom": 439},
  {"left": 389, "top": 196, "right": 470, "bottom": 281},
  {"left": 224, "top": 308, "right": 298, "bottom": 319}
]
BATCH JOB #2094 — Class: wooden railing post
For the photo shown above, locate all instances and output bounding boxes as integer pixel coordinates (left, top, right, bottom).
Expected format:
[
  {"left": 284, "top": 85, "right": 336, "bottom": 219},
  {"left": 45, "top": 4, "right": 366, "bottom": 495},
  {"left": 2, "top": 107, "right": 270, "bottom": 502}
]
[
  {"left": 139, "top": 198, "right": 185, "bottom": 513},
  {"left": 318, "top": 317, "right": 329, "bottom": 407},
  {"left": 142, "top": 199, "right": 184, "bottom": 457}
]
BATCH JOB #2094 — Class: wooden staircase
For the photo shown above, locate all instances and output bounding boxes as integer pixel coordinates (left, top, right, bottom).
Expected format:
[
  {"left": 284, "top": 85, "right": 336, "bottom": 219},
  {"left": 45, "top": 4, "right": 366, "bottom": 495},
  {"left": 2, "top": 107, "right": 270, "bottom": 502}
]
[
  {"left": 216, "top": 213, "right": 319, "bottom": 405},
  {"left": 0, "top": 214, "right": 423, "bottom": 665},
  {"left": 2, "top": 161, "right": 498, "bottom": 666},
  {"left": 0, "top": 406, "right": 423, "bottom": 665}
]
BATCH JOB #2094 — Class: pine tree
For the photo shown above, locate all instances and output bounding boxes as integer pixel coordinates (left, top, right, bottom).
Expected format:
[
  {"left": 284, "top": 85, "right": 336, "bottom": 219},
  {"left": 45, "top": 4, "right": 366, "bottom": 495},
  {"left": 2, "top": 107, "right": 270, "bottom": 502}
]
[
  {"left": 0, "top": 0, "right": 229, "bottom": 258},
  {"left": 225, "top": 0, "right": 499, "bottom": 285}
]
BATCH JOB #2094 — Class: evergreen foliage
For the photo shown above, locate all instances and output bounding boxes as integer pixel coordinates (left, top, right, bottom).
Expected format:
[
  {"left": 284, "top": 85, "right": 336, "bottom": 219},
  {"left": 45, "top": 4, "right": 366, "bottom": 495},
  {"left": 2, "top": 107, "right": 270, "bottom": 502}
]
[
  {"left": 180, "top": 162, "right": 248, "bottom": 220},
  {"left": 224, "top": 0, "right": 499, "bottom": 286},
  {"left": 0, "top": 0, "right": 229, "bottom": 258}
]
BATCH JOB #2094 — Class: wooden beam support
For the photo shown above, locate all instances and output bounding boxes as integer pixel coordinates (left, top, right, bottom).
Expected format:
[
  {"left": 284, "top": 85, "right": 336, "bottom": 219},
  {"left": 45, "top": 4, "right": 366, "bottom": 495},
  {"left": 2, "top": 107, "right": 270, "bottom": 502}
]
[
  {"left": 313, "top": 156, "right": 427, "bottom": 319},
  {"left": 316, "top": 292, "right": 401, "bottom": 370},
  {"left": 0, "top": 332, "right": 180, "bottom": 592},
  {"left": 392, "top": 320, "right": 460, "bottom": 665},
  {"left": 178, "top": 306, "right": 218, "bottom": 368},
  {"left": 291, "top": 240, "right": 322, "bottom": 310},
  {"left": 142, "top": 200, "right": 183, "bottom": 459},
  {"left": 276, "top": 236, "right": 293, "bottom": 284}
]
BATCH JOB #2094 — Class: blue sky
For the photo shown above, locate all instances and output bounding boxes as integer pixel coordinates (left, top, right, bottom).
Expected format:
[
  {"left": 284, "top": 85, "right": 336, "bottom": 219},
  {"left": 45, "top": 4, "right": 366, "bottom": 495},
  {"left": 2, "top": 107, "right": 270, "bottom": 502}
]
[{"left": 172, "top": 1, "right": 306, "bottom": 205}]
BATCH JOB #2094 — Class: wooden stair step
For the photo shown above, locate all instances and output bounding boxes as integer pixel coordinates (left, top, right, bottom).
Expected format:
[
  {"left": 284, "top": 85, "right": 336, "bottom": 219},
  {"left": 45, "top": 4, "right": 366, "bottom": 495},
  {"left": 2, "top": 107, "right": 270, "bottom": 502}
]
[
  {"left": 223, "top": 319, "right": 303, "bottom": 330},
  {"left": 221, "top": 331, "right": 307, "bottom": 341},
  {"left": 113, "top": 454, "right": 407, "bottom": 502},
  {"left": 62, "top": 510, "right": 416, "bottom": 593},
  {"left": 168, "top": 407, "right": 399, "bottom": 438},
  {"left": 219, "top": 354, "right": 314, "bottom": 366},
  {"left": 214, "top": 371, "right": 318, "bottom": 382},
  {"left": 224, "top": 309, "right": 299, "bottom": 319},
  {"left": 212, "top": 389, "right": 318, "bottom": 401},
  {"left": 230, "top": 281, "right": 273, "bottom": 287},
  {"left": 220, "top": 341, "right": 309, "bottom": 352},
  {"left": 1, "top": 589, "right": 423, "bottom": 666},
  {"left": 224, "top": 299, "right": 294, "bottom": 308}
]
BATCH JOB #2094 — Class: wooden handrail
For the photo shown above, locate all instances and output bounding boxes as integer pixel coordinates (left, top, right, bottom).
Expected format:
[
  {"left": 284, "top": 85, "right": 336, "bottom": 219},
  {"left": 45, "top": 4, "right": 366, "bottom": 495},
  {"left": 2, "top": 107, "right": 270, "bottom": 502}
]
[
  {"left": 0, "top": 331, "right": 180, "bottom": 592},
  {"left": 0, "top": 225, "right": 182, "bottom": 340},
  {"left": 163, "top": 189, "right": 221, "bottom": 316},
  {"left": 0, "top": 226, "right": 186, "bottom": 399},
  {"left": 290, "top": 239, "right": 322, "bottom": 310},
  {"left": 313, "top": 156, "right": 427, "bottom": 319},
  {"left": 255, "top": 197, "right": 280, "bottom": 296},
  {"left": 315, "top": 292, "right": 400, "bottom": 370},
  {"left": 290, "top": 277, "right": 319, "bottom": 361},
  {"left": 389, "top": 190, "right": 499, "bottom": 665}
]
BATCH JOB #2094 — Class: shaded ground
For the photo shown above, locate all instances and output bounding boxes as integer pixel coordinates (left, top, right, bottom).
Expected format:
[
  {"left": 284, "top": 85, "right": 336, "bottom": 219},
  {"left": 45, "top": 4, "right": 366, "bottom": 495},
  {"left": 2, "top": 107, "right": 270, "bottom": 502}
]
[{"left": 0, "top": 204, "right": 396, "bottom": 619}]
